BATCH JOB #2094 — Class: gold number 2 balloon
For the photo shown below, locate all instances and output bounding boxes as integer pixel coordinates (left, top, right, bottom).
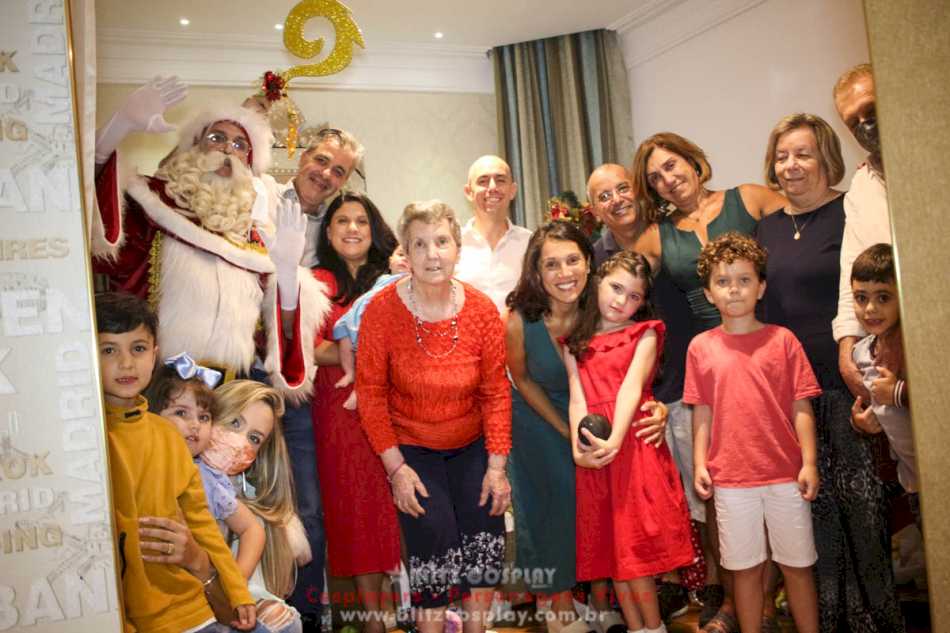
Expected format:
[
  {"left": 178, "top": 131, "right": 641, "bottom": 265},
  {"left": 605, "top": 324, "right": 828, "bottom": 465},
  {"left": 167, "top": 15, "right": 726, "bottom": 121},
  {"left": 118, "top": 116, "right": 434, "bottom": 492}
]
[{"left": 282, "top": 0, "right": 365, "bottom": 80}]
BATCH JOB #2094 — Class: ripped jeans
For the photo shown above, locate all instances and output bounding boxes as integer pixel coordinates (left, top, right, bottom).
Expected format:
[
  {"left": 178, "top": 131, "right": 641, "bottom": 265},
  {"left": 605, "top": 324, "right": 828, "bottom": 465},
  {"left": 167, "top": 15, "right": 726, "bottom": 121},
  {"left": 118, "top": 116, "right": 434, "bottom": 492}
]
[{"left": 254, "top": 599, "right": 303, "bottom": 633}]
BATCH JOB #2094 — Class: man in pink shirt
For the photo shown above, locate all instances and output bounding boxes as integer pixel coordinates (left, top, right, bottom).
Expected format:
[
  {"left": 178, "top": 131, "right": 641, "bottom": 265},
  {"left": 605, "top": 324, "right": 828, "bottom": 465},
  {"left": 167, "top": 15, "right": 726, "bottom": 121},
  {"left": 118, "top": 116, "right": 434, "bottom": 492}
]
[{"left": 683, "top": 232, "right": 821, "bottom": 633}]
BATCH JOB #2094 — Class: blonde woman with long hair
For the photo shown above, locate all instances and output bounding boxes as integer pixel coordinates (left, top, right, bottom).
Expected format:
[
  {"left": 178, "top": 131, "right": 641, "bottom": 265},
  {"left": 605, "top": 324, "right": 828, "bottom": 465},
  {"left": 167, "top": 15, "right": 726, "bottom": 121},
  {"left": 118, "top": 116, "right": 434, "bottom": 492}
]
[{"left": 213, "top": 381, "right": 310, "bottom": 597}]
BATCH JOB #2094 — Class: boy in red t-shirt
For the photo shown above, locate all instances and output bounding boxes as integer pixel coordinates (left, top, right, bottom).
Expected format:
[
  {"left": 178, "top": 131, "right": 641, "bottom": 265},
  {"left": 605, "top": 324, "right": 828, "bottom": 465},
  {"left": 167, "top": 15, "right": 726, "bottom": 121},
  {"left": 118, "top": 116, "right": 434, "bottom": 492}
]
[{"left": 683, "top": 232, "right": 821, "bottom": 633}]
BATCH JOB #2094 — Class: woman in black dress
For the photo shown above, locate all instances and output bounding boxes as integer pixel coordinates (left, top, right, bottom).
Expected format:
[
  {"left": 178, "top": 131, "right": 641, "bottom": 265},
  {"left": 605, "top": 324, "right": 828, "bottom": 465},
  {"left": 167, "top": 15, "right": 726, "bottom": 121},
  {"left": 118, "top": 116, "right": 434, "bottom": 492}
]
[{"left": 756, "top": 113, "right": 903, "bottom": 633}]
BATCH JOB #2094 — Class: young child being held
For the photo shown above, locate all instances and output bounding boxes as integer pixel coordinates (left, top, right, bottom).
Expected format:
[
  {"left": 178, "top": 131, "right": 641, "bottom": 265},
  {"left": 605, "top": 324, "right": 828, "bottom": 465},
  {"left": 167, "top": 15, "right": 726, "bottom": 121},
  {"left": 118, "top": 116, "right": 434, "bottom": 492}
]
[
  {"left": 683, "top": 233, "right": 821, "bottom": 633},
  {"left": 563, "top": 251, "right": 695, "bottom": 633},
  {"left": 849, "top": 243, "right": 919, "bottom": 524},
  {"left": 333, "top": 244, "right": 410, "bottom": 409},
  {"left": 95, "top": 292, "right": 255, "bottom": 633},
  {"left": 145, "top": 355, "right": 266, "bottom": 581},
  {"left": 149, "top": 368, "right": 308, "bottom": 633}
]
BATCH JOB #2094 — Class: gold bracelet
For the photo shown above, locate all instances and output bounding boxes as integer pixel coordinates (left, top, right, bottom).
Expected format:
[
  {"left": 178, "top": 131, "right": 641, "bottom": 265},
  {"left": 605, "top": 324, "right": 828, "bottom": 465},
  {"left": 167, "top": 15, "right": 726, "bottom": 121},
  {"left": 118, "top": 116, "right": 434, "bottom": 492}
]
[{"left": 202, "top": 570, "right": 218, "bottom": 589}]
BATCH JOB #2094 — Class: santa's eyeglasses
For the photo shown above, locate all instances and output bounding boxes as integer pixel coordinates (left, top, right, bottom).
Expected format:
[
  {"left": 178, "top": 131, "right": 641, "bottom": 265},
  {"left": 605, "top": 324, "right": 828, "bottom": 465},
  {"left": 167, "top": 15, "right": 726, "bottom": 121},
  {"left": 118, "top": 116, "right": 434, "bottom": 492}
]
[{"left": 203, "top": 131, "right": 251, "bottom": 156}]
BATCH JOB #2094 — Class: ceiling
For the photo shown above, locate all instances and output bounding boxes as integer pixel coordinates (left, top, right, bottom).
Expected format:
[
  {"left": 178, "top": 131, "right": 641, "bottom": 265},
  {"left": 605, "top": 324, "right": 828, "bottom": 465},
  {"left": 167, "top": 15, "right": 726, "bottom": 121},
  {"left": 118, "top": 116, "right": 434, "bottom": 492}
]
[{"left": 95, "top": 0, "right": 643, "bottom": 50}]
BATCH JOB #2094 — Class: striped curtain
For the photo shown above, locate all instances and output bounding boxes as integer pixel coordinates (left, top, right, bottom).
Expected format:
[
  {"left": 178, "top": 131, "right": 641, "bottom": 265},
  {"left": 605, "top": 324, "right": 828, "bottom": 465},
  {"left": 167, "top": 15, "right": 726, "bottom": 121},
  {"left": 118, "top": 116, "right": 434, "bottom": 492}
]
[{"left": 493, "top": 29, "right": 634, "bottom": 229}]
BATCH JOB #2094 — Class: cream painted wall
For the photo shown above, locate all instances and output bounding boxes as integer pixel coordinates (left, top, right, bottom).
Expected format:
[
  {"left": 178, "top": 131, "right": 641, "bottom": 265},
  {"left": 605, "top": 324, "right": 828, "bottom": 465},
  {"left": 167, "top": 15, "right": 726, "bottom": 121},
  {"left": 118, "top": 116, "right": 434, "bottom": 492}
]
[
  {"left": 96, "top": 84, "right": 498, "bottom": 227},
  {"left": 98, "top": 0, "right": 869, "bottom": 227},
  {"left": 620, "top": 0, "right": 871, "bottom": 190}
]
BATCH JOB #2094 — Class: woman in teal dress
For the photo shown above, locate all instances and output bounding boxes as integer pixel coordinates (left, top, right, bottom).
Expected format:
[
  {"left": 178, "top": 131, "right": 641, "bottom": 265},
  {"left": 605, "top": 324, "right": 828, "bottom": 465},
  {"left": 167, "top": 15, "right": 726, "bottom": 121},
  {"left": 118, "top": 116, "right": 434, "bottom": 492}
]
[
  {"left": 630, "top": 132, "right": 786, "bottom": 326},
  {"left": 505, "top": 222, "right": 668, "bottom": 633},
  {"left": 630, "top": 133, "right": 786, "bottom": 633}
]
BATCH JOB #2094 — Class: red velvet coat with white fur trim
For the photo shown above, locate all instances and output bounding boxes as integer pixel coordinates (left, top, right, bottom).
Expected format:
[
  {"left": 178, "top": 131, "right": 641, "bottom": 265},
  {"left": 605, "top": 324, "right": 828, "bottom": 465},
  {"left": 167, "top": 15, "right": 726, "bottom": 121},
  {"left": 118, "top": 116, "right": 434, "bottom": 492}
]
[{"left": 92, "top": 153, "right": 330, "bottom": 403}]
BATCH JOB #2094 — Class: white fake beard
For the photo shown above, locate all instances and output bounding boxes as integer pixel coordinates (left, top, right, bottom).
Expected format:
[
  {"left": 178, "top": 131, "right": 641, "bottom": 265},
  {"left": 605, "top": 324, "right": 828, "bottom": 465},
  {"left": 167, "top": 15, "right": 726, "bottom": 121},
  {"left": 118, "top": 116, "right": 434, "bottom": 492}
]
[{"left": 156, "top": 148, "right": 256, "bottom": 243}]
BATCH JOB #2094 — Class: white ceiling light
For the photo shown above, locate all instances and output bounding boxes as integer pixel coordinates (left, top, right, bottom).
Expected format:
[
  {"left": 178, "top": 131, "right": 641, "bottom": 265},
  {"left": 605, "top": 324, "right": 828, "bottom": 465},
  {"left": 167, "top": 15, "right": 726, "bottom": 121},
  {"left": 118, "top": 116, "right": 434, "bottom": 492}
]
[
  {"left": 179, "top": 17, "right": 190, "bottom": 26},
  {"left": 434, "top": 31, "right": 444, "bottom": 39},
  {"left": 274, "top": 23, "right": 284, "bottom": 30}
]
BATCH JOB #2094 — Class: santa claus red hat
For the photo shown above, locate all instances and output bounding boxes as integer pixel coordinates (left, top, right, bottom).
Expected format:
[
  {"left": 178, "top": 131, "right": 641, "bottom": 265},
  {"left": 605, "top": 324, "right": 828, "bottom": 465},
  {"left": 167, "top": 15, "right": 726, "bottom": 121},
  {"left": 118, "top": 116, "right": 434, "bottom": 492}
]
[{"left": 177, "top": 105, "right": 274, "bottom": 176}]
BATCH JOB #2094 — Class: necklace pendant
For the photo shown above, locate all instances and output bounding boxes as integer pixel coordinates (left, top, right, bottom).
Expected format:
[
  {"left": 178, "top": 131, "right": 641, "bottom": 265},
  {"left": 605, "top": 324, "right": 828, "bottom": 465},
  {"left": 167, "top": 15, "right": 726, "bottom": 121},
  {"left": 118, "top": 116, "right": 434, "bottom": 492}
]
[{"left": 793, "top": 231, "right": 801, "bottom": 240}]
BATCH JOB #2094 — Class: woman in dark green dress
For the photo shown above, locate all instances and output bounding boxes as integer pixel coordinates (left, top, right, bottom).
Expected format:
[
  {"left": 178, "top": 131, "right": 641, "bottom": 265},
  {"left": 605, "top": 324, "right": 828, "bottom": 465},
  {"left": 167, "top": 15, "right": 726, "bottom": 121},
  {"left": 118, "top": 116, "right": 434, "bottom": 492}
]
[{"left": 505, "top": 222, "right": 667, "bottom": 633}]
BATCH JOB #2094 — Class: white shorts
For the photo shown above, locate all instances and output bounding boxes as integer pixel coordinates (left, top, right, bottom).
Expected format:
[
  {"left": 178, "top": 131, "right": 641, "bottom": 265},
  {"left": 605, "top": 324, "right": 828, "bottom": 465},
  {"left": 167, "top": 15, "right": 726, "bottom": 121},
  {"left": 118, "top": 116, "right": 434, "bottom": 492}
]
[
  {"left": 664, "top": 400, "right": 706, "bottom": 522},
  {"left": 713, "top": 482, "right": 817, "bottom": 570}
]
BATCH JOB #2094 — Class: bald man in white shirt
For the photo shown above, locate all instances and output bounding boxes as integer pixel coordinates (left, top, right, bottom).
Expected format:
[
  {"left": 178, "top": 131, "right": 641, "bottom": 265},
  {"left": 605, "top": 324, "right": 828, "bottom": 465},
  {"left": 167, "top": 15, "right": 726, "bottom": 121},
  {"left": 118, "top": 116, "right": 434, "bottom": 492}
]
[{"left": 454, "top": 155, "right": 532, "bottom": 312}]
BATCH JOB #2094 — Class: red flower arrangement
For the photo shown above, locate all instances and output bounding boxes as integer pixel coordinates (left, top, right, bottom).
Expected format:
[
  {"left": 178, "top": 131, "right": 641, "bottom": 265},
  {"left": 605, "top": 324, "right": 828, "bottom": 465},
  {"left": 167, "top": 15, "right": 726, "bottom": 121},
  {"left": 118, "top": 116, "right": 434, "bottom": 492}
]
[
  {"left": 545, "top": 190, "right": 602, "bottom": 239},
  {"left": 256, "top": 70, "right": 301, "bottom": 157},
  {"left": 261, "top": 71, "right": 287, "bottom": 102}
]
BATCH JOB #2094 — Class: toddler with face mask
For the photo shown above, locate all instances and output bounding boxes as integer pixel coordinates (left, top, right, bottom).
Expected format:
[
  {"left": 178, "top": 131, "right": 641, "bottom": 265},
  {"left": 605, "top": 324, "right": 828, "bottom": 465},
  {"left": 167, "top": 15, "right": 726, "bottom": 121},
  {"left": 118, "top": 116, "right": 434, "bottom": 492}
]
[{"left": 147, "top": 355, "right": 266, "bottom": 582}]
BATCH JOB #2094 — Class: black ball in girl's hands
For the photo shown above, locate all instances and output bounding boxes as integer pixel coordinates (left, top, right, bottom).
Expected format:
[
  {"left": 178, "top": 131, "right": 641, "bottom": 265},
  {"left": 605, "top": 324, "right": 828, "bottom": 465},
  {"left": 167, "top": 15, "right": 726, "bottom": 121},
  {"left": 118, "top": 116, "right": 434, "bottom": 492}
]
[{"left": 578, "top": 414, "right": 611, "bottom": 446}]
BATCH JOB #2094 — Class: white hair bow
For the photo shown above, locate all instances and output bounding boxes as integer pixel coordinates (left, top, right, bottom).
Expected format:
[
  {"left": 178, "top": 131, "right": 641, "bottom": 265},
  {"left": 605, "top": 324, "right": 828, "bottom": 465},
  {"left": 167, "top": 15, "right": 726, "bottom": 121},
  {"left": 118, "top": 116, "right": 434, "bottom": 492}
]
[{"left": 164, "top": 353, "right": 223, "bottom": 388}]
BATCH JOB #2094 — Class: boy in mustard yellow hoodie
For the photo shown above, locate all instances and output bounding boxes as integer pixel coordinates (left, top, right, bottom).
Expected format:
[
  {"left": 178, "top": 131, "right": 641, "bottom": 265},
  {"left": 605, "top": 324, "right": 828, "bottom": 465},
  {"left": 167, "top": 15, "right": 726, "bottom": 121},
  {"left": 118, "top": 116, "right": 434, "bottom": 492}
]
[{"left": 96, "top": 292, "right": 256, "bottom": 633}]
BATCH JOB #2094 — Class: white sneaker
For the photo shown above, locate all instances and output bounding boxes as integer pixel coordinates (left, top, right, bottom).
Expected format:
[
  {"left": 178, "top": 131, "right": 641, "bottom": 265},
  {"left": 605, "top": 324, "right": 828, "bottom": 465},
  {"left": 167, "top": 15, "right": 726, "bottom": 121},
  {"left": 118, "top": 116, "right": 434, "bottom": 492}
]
[{"left": 547, "top": 617, "right": 594, "bottom": 633}]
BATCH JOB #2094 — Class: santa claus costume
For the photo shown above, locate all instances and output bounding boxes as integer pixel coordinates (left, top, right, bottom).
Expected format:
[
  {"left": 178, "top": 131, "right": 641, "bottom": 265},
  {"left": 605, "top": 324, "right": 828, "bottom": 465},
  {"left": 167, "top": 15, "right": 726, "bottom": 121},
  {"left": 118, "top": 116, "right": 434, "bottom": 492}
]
[{"left": 92, "top": 104, "right": 330, "bottom": 402}]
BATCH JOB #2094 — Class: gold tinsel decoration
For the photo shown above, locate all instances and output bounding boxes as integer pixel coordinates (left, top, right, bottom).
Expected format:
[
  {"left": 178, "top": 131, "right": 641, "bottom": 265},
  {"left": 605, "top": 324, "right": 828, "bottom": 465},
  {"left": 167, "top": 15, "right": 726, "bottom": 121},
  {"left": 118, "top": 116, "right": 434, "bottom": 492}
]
[
  {"left": 266, "top": 96, "right": 307, "bottom": 159},
  {"left": 261, "top": 0, "right": 365, "bottom": 157},
  {"left": 282, "top": 0, "right": 365, "bottom": 81},
  {"left": 286, "top": 106, "right": 300, "bottom": 158}
]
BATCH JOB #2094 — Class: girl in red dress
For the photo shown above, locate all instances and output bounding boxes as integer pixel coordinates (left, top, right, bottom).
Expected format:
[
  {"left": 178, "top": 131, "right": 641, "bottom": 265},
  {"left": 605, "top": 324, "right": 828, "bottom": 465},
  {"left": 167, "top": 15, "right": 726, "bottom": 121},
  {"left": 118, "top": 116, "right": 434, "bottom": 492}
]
[{"left": 563, "top": 252, "right": 695, "bottom": 633}]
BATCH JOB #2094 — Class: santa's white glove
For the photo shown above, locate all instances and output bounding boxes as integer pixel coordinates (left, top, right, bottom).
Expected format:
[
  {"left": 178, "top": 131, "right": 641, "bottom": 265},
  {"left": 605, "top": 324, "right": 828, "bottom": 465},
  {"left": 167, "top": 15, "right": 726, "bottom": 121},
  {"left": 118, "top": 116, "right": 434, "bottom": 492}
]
[
  {"left": 264, "top": 195, "right": 307, "bottom": 310},
  {"left": 95, "top": 76, "right": 188, "bottom": 164}
]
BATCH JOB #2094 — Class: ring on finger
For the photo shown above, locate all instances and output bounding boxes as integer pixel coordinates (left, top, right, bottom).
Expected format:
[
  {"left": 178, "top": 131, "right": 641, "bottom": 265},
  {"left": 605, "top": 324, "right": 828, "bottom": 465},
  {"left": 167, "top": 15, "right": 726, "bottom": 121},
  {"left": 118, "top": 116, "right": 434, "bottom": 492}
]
[{"left": 167, "top": 543, "right": 173, "bottom": 555}]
